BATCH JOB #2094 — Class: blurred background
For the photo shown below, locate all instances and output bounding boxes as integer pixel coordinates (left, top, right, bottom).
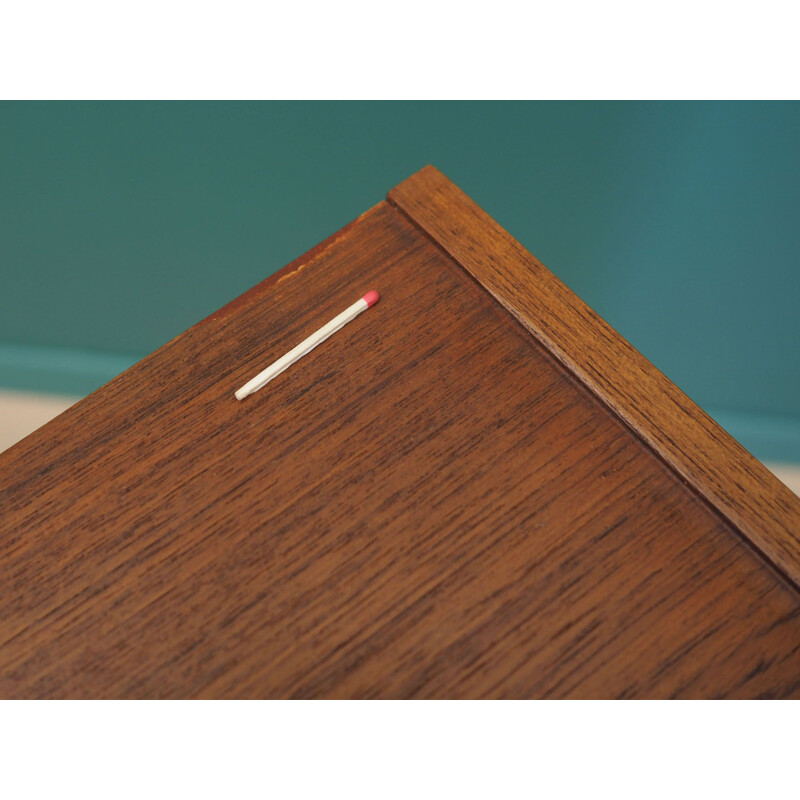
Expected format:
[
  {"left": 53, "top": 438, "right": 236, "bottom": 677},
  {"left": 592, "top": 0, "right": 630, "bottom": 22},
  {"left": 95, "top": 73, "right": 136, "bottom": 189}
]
[{"left": 1, "top": 101, "right": 798, "bottom": 489}]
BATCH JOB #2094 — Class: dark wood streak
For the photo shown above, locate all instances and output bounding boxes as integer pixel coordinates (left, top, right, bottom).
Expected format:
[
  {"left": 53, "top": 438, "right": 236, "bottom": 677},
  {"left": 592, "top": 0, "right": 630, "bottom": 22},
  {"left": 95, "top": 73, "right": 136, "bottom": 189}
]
[{"left": 1, "top": 180, "right": 799, "bottom": 698}]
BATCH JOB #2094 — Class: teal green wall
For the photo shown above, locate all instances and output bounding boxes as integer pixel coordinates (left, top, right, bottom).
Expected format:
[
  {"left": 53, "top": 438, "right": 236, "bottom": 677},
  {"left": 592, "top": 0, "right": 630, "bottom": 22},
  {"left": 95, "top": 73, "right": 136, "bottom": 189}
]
[{"left": 2, "top": 102, "right": 799, "bottom": 460}]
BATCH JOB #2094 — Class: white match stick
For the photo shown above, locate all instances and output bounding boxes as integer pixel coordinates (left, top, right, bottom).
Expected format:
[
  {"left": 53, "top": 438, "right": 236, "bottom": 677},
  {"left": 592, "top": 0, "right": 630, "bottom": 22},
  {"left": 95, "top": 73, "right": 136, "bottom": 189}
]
[{"left": 234, "top": 290, "right": 380, "bottom": 400}]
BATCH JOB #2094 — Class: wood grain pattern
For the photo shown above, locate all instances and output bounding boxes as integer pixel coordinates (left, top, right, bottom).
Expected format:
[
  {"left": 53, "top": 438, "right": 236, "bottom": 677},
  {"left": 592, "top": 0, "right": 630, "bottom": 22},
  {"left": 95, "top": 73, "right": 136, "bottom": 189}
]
[
  {"left": 1, "top": 182, "right": 800, "bottom": 698},
  {"left": 389, "top": 165, "right": 800, "bottom": 593}
]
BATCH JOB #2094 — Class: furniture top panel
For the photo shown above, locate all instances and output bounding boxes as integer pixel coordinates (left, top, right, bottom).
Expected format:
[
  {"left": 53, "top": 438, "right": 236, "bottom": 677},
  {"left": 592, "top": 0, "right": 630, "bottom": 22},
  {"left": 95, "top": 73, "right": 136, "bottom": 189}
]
[{"left": 2, "top": 201, "right": 799, "bottom": 698}]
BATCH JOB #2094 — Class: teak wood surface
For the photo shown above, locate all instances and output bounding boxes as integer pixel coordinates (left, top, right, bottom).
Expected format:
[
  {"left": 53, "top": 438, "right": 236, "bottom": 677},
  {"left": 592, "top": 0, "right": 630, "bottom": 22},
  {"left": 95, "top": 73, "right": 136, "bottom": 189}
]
[
  {"left": 390, "top": 167, "right": 800, "bottom": 598},
  {"left": 2, "top": 167, "right": 800, "bottom": 698}
]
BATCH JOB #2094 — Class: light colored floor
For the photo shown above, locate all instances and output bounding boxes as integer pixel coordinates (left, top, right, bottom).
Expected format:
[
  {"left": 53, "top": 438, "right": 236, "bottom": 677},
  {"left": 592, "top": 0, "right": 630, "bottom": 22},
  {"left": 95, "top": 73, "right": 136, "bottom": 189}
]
[
  {"left": 1, "top": 389, "right": 799, "bottom": 499},
  {"left": 0, "top": 390, "right": 82, "bottom": 453},
  {"left": 771, "top": 463, "right": 800, "bottom": 498}
]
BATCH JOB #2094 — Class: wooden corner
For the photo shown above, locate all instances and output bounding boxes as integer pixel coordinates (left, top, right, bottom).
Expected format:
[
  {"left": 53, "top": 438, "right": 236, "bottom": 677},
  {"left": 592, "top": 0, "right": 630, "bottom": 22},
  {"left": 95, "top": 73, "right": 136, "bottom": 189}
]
[{"left": 388, "top": 165, "right": 800, "bottom": 591}]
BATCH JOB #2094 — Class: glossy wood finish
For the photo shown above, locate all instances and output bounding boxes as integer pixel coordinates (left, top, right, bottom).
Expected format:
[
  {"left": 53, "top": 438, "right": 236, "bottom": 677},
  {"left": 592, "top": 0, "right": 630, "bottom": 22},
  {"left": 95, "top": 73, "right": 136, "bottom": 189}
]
[{"left": 2, "top": 173, "right": 800, "bottom": 698}]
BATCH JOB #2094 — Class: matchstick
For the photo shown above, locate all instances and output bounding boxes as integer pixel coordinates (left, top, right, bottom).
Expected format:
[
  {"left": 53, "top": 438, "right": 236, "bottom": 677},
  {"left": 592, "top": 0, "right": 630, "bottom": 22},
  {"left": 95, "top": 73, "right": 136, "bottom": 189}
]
[{"left": 234, "top": 290, "right": 380, "bottom": 400}]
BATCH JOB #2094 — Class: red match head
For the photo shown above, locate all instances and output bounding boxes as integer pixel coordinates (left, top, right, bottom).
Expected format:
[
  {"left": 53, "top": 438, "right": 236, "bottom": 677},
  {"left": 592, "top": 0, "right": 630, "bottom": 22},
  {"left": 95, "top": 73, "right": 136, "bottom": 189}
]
[{"left": 362, "top": 290, "right": 380, "bottom": 308}]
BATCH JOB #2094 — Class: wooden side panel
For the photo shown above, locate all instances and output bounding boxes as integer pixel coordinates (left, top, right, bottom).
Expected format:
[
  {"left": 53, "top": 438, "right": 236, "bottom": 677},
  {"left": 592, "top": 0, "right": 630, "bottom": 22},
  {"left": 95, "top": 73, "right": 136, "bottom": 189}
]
[{"left": 389, "top": 165, "right": 800, "bottom": 592}]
